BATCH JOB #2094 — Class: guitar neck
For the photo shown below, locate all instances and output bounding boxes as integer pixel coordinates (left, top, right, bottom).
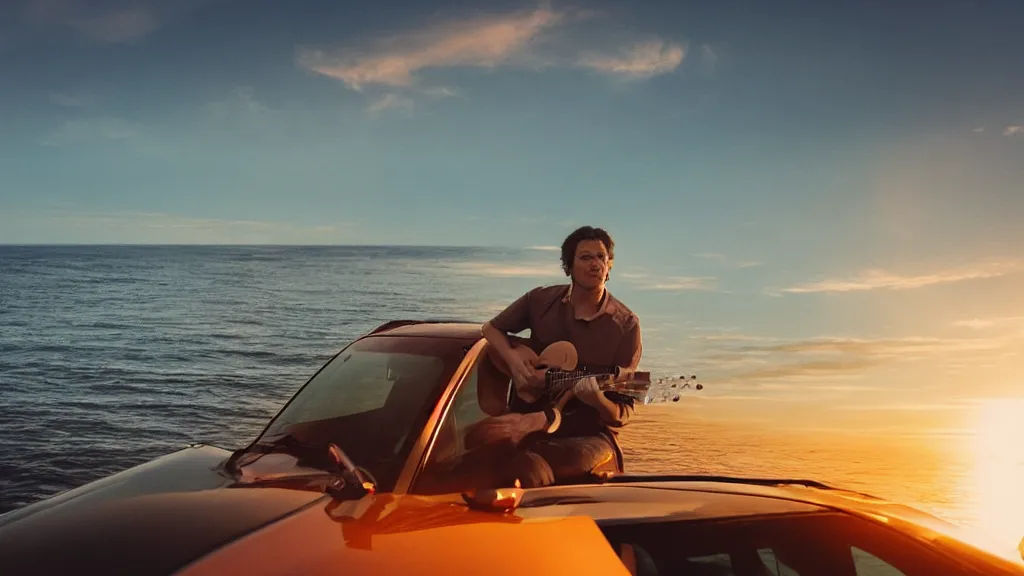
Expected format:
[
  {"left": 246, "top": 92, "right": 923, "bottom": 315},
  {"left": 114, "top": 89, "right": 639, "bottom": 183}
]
[{"left": 546, "top": 368, "right": 650, "bottom": 393}]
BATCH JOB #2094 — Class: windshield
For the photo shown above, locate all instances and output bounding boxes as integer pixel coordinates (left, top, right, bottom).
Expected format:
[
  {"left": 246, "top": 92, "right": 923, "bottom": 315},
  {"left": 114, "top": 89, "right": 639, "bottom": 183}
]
[{"left": 250, "top": 335, "right": 469, "bottom": 492}]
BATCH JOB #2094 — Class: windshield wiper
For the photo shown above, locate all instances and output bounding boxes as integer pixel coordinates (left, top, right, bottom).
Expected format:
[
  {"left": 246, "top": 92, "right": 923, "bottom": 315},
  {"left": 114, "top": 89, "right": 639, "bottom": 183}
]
[
  {"left": 226, "top": 439, "right": 376, "bottom": 501},
  {"left": 224, "top": 432, "right": 311, "bottom": 474}
]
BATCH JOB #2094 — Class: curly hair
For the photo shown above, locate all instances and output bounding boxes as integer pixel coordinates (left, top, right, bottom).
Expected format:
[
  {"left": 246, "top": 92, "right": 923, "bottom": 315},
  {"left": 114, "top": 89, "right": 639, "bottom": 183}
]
[{"left": 560, "top": 226, "right": 615, "bottom": 276}]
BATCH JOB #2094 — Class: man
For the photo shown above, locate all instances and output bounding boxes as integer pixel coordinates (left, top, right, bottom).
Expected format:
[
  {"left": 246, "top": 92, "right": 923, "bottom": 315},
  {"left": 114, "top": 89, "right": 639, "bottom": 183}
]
[{"left": 478, "top": 225, "right": 643, "bottom": 488}]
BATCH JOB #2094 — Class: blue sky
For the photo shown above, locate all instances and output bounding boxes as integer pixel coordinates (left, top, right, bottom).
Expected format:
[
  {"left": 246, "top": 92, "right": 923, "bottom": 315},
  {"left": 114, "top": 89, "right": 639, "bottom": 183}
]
[{"left": 3, "top": 0, "right": 1024, "bottom": 430}]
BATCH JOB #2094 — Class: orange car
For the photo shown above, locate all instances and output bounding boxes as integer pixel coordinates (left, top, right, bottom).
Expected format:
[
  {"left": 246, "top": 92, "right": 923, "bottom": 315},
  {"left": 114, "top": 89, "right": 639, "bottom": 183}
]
[{"left": 0, "top": 320, "right": 1021, "bottom": 575}]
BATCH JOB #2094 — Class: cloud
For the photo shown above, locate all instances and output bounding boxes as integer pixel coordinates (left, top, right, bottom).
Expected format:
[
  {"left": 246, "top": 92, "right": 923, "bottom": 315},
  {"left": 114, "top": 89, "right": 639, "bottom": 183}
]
[
  {"left": 778, "top": 259, "right": 1024, "bottom": 294},
  {"left": 71, "top": 7, "right": 155, "bottom": 43},
  {"left": 951, "top": 316, "right": 1024, "bottom": 330},
  {"left": 448, "top": 262, "right": 563, "bottom": 278},
  {"left": 689, "top": 333, "right": 772, "bottom": 343},
  {"left": 730, "top": 358, "right": 881, "bottom": 383},
  {"left": 1004, "top": 126, "right": 1022, "bottom": 136},
  {"left": 622, "top": 274, "right": 716, "bottom": 291},
  {"left": 297, "top": 7, "right": 563, "bottom": 90},
  {"left": 526, "top": 245, "right": 559, "bottom": 251},
  {"left": 689, "top": 332, "right": 1015, "bottom": 388},
  {"left": 834, "top": 401, "right": 979, "bottom": 412},
  {"left": 578, "top": 40, "right": 685, "bottom": 79},
  {"left": 296, "top": 5, "right": 685, "bottom": 110},
  {"left": 741, "top": 336, "right": 1004, "bottom": 358},
  {"left": 422, "top": 86, "right": 460, "bottom": 99},
  {"left": 367, "top": 93, "right": 414, "bottom": 115}
]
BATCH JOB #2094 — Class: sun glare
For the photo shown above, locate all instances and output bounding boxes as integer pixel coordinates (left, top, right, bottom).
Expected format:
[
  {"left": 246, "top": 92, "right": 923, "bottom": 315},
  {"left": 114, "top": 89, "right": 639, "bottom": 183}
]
[{"left": 967, "top": 397, "right": 1024, "bottom": 560}]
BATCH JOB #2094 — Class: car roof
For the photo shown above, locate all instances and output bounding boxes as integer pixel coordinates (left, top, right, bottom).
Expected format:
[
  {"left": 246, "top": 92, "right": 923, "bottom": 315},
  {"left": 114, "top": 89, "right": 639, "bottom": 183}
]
[
  {"left": 364, "top": 319, "right": 484, "bottom": 340},
  {"left": 546, "top": 476, "right": 935, "bottom": 524},
  {"left": 512, "top": 482, "right": 827, "bottom": 524}
]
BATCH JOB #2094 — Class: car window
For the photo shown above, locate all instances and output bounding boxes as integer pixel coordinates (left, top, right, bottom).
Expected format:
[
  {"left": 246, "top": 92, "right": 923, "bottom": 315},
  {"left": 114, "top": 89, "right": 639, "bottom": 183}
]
[
  {"left": 758, "top": 549, "right": 801, "bottom": 575},
  {"left": 600, "top": 511, "right": 973, "bottom": 576},
  {"left": 419, "top": 362, "right": 489, "bottom": 467},
  {"left": 252, "top": 335, "right": 467, "bottom": 492},
  {"left": 412, "top": 350, "right": 512, "bottom": 494},
  {"left": 851, "top": 547, "right": 906, "bottom": 576}
]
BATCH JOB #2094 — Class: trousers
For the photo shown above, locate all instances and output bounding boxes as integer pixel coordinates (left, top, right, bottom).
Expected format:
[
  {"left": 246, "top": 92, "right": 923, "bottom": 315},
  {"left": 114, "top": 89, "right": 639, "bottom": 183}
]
[
  {"left": 420, "top": 433, "right": 617, "bottom": 493},
  {"left": 501, "top": 434, "right": 619, "bottom": 487}
]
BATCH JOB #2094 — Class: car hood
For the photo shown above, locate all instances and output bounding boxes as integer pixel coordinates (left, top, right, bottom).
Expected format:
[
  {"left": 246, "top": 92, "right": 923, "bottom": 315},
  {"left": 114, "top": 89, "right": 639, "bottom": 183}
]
[
  {"left": 177, "top": 492, "right": 634, "bottom": 576},
  {"left": 0, "top": 444, "right": 327, "bottom": 576}
]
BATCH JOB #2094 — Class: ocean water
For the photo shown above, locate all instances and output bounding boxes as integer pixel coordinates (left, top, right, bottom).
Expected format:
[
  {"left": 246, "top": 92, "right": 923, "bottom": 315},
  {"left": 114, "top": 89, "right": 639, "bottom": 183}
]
[{"left": 0, "top": 246, "right": 1020, "bottom": 561}]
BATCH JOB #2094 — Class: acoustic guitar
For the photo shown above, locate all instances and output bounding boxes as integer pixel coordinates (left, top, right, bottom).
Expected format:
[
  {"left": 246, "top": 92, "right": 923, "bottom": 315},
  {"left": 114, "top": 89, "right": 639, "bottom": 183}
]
[
  {"left": 487, "top": 337, "right": 651, "bottom": 406},
  {"left": 464, "top": 339, "right": 650, "bottom": 448}
]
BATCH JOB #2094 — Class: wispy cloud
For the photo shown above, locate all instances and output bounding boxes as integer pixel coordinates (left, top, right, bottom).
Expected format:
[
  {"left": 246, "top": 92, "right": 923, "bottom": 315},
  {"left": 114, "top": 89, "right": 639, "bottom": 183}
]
[
  {"left": 741, "top": 336, "right": 1004, "bottom": 358},
  {"left": 951, "top": 316, "right": 1024, "bottom": 330},
  {"left": 689, "top": 332, "right": 1014, "bottom": 387},
  {"left": 689, "top": 333, "right": 773, "bottom": 343},
  {"left": 778, "top": 259, "right": 1024, "bottom": 294},
  {"left": 730, "top": 358, "right": 880, "bottom": 383},
  {"left": 422, "top": 86, "right": 461, "bottom": 99},
  {"left": 834, "top": 400, "right": 979, "bottom": 412},
  {"left": 297, "top": 7, "right": 563, "bottom": 90},
  {"left": 526, "top": 245, "right": 559, "bottom": 251},
  {"left": 624, "top": 274, "right": 717, "bottom": 291},
  {"left": 448, "top": 262, "right": 563, "bottom": 278},
  {"left": 367, "top": 93, "right": 415, "bottom": 115},
  {"left": 1004, "top": 126, "right": 1022, "bottom": 136},
  {"left": 296, "top": 5, "right": 686, "bottom": 112},
  {"left": 578, "top": 40, "right": 685, "bottom": 79}
]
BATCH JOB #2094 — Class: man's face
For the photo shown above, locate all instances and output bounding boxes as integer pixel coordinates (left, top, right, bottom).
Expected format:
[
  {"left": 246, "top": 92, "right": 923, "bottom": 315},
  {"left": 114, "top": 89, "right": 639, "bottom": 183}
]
[{"left": 572, "top": 239, "right": 611, "bottom": 290}]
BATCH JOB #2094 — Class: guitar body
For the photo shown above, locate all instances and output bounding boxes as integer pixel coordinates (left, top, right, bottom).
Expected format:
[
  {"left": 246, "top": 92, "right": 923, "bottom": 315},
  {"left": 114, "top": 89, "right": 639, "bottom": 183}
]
[
  {"left": 468, "top": 337, "right": 651, "bottom": 449},
  {"left": 486, "top": 339, "right": 578, "bottom": 403}
]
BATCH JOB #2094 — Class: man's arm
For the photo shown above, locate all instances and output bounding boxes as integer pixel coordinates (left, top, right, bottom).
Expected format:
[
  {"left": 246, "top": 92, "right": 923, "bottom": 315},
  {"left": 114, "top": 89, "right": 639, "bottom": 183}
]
[
  {"left": 581, "top": 320, "right": 643, "bottom": 427},
  {"left": 480, "top": 289, "right": 532, "bottom": 366},
  {"left": 479, "top": 289, "right": 541, "bottom": 404},
  {"left": 614, "top": 320, "right": 643, "bottom": 373}
]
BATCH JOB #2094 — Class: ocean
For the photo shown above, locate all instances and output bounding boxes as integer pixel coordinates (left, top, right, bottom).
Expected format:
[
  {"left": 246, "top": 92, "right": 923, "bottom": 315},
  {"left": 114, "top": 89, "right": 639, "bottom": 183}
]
[{"left": 0, "top": 245, "right": 1020, "bottom": 561}]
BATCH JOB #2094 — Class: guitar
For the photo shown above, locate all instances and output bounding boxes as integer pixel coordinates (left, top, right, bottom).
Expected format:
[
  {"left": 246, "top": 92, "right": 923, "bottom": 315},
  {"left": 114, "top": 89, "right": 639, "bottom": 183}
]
[
  {"left": 464, "top": 339, "right": 650, "bottom": 448},
  {"left": 487, "top": 337, "right": 651, "bottom": 406}
]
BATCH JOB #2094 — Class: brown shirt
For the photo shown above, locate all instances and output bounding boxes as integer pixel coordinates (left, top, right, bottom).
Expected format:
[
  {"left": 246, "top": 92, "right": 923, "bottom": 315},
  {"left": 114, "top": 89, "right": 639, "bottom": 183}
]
[{"left": 489, "top": 284, "right": 643, "bottom": 435}]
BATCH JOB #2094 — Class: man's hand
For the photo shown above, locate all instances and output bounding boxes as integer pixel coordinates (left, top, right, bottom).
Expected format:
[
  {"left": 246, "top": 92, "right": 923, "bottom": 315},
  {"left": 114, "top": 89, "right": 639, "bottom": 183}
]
[
  {"left": 572, "top": 376, "right": 604, "bottom": 407},
  {"left": 464, "top": 412, "right": 548, "bottom": 450},
  {"left": 507, "top": 353, "right": 538, "bottom": 391}
]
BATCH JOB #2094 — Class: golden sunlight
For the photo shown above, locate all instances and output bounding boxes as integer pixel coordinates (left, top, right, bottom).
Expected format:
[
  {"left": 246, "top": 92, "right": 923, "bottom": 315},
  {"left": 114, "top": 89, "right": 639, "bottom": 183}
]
[{"left": 967, "top": 397, "right": 1024, "bottom": 559}]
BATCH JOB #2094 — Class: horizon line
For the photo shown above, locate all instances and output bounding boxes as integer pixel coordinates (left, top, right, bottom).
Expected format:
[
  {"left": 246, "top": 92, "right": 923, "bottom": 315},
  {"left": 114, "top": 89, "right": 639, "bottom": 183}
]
[{"left": 0, "top": 242, "right": 541, "bottom": 249}]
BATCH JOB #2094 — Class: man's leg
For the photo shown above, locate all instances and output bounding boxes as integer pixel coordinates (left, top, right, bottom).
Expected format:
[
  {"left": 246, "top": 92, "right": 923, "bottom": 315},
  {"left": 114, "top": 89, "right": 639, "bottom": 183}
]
[{"left": 503, "top": 435, "right": 616, "bottom": 488}]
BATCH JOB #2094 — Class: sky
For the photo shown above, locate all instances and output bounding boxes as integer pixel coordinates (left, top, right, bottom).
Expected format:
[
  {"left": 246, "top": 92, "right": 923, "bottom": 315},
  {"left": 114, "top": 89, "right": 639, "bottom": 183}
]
[{"left": 3, "top": 0, "right": 1024, "bottom": 434}]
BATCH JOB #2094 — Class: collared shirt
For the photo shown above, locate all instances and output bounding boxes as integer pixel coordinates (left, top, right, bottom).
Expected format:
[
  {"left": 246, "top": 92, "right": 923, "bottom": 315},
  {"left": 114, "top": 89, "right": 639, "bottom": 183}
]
[
  {"left": 490, "top": 284, "right": 642, "bottom": 371},
  {"left": 488, "top": 283, "right": 643, "bottom": 436}
]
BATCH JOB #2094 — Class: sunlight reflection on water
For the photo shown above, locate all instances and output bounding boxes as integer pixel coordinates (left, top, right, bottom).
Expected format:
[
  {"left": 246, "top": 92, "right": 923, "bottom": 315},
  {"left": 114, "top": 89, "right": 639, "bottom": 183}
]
[{"left": 618, "top": 403, "right": 1024, "bottom": 562}]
